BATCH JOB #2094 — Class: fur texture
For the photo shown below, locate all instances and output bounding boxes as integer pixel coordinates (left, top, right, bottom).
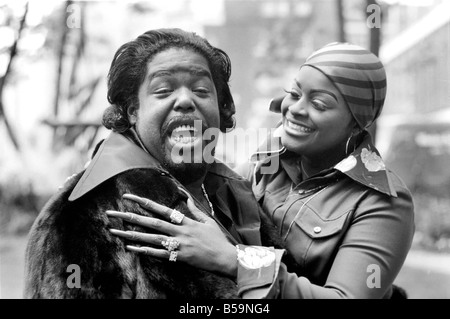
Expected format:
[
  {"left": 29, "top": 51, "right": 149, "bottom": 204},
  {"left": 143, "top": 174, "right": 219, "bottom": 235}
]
[{"left": 24, "top": 168, "right": 288, "bottom": 299}]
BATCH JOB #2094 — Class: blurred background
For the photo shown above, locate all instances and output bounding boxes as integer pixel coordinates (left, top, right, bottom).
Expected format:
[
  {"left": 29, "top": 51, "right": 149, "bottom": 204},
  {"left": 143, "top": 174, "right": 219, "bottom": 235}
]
[{"left": 0, "top": 0, "right": 449, "bottom": 299}]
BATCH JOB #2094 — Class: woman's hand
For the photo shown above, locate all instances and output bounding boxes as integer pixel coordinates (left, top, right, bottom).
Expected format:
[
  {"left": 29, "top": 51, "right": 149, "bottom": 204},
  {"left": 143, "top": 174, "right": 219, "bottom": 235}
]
[{"left": 106, "top": 191, "right": 238, "bottom": 279}]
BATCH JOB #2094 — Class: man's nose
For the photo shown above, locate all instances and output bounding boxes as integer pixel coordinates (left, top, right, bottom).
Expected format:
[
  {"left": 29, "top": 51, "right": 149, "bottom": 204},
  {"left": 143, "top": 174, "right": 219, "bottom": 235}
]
[{"left": 173, "top": 88, "right": 195, "bottom": 112}]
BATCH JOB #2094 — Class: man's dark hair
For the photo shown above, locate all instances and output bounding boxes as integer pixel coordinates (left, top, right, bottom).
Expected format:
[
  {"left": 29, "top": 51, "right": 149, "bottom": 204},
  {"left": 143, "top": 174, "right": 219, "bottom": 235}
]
[{"left": 102, "top": 28, "right": 235, "bottom": 133}]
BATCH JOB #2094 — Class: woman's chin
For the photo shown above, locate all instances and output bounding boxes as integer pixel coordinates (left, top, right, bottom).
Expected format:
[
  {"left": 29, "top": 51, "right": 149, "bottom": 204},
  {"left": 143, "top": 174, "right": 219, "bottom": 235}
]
[{"left": 281, "top": 133, "right": 308, "bottom": 154}]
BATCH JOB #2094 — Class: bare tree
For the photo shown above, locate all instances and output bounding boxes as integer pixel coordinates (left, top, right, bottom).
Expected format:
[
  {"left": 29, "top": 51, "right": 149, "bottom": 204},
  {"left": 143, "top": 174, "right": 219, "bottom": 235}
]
[
  {"left": 0, "top": 2, "right": 29, "bottom": 151},
  {"left": 45, "top": 1, "right": 102, "bottom": 152}
]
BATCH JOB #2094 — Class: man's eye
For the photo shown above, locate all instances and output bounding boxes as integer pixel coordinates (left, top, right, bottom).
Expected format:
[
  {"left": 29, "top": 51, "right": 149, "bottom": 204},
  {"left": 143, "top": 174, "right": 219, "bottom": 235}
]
[
  {"left": 194, "top": 88, "right": 209, "bottom": 93},
  {"left": 154, "top": 88, "right": 172, "bottom": 95},
  {"left": 193, "top": 88, "right": 210, "bottom": 95}
]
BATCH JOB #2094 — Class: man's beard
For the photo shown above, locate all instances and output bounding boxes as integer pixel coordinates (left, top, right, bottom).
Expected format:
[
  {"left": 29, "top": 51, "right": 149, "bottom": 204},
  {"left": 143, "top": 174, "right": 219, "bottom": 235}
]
[
  {"left": 163, "top": 161, "right": 209, "bottom": 185},
  {"left": 160, "top": 144, "right": 215, "bottom": 185},
  {"left": 157, "top": 117, "right": 218, "bottom": 185}
]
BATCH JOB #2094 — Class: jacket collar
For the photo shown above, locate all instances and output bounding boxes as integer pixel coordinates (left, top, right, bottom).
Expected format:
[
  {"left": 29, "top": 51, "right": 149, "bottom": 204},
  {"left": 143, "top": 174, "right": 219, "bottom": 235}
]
[
  {"left": 69, "top": 131, "right": 248, "bottom": 201},
  {"left": 251, "top": 129, "right": 397, "bottom": 197},
  {"left": 68, "top": 131, "right": 164, "bottom": 201}
]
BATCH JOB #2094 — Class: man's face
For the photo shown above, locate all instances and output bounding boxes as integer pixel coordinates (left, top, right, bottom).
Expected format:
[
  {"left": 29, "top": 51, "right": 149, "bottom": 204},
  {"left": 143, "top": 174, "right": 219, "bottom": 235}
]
[{"left": 132, "top": 47, "right": 220, "bottom": 182}]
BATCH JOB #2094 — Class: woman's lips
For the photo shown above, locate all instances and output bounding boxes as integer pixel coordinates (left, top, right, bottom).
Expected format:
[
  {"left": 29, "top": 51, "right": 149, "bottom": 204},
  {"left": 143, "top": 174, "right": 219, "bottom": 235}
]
[{"left": 284, "top": 119, "right": 315, "bottom": 135}]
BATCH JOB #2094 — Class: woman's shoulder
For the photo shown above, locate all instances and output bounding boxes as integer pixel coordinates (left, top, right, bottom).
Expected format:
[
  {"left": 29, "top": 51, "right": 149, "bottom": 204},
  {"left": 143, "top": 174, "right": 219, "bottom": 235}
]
[{"left": 386, "top": 167, "right": 412, "bottom": 195}]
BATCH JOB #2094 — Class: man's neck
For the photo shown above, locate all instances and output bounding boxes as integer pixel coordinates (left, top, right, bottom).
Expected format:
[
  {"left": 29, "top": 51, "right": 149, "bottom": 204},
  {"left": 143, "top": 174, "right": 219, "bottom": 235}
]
[
  {"left": 183, "top": 173, "right": 215, "bottom": 215},
  {"left": 184, "top": 179, "right": 205, "bottom": 201}
]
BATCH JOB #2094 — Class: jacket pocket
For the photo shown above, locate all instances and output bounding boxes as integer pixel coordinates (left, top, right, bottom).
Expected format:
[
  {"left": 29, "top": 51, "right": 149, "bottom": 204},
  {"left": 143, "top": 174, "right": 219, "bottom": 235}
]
[
  {"left": 294, "top": 208, "right": 349, "bottom": 239},
  {"left": 286, "top": 208, "right": 351, "bottom": 277}
]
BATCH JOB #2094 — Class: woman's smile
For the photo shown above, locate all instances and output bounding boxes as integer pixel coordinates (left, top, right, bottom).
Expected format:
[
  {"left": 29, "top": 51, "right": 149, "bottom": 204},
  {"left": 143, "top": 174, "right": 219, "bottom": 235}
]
[{"left": 284, "top": 119, "right": 315, "bottom": 136}]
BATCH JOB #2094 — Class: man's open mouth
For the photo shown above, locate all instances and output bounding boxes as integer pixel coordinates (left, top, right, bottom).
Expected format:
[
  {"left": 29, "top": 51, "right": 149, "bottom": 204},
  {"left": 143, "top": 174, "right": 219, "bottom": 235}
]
[
  {"left": 164, "top": 117, "right": 205, "bottom": 146},
  {"left": 171, "top": 124, "right": 199, "bottom": 144}
]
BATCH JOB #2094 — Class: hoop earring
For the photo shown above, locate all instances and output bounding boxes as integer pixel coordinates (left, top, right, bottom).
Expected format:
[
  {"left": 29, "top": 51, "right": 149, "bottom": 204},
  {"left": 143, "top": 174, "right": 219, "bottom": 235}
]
[
  {"left": 345, "top": 129, "right": 362, "bottom": 156},
  {"left": 345, "top": 135, "right": 352, "bottom": 156}
]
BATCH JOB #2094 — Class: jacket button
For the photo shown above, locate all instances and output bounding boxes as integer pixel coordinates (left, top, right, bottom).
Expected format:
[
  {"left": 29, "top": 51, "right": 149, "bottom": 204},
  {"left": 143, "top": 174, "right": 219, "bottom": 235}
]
[{"left": 313, "top": 226, "right": 322, "bottom": 234}]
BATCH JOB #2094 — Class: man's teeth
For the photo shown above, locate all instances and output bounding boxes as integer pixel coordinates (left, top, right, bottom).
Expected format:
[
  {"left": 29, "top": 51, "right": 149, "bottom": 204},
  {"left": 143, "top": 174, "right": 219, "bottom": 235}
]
[
  {"left": 173, "top": 125, "right": 198, "bottom": 134},
  {"left": 171, "top": 125, "right": 199, "bottom": 144},
  {"left": 172, "top": 136, "right": 198, "bottom": 144},
  {"left": 287, "top": 121, "right": 314, "bottom": 133}
]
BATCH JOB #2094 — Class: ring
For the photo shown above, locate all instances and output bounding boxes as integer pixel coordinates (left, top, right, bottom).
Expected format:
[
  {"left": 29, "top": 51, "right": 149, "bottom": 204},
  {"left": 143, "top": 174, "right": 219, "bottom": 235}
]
[
  {"left": 169, "top": 251, "right": 178, "bottom": 262},
  {"left": 161, "top": 238, "right": 180, "bottom": 252},
  {"left": 169, "top": 209, "right": 184, "bottom": 224}
]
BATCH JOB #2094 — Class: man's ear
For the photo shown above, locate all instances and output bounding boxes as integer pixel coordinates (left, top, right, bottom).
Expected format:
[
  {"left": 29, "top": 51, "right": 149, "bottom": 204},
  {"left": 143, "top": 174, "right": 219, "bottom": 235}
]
[{"left": 127, "top": 106, "right": 137, "bottom": 125}]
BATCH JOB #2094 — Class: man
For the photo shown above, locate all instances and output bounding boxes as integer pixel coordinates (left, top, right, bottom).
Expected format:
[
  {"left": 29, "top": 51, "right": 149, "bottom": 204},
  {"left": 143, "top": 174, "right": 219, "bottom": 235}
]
[{"left": 23, "top": 28, "right": 271, "bottom": 298}]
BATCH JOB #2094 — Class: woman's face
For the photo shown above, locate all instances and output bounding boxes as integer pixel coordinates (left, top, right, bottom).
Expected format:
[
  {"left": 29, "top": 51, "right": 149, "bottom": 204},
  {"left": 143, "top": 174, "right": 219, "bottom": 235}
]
[{"left": 280, "top": 65, "right": 355, "bottom": 162}]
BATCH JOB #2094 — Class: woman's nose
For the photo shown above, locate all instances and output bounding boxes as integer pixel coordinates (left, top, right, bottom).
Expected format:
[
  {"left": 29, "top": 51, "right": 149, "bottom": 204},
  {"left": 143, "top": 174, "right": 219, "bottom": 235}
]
[
  {"left": 173, "top": 88, "right": 195, "bottom": 112},
  {"left": 288, "top": 97, "right": 308, "bottom": 116}
]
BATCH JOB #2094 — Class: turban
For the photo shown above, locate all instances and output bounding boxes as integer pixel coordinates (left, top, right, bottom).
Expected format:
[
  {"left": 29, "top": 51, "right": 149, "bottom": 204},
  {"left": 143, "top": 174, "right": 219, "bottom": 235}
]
[{"left": 271, "top": 42, "right": 387, "bottom": 130}]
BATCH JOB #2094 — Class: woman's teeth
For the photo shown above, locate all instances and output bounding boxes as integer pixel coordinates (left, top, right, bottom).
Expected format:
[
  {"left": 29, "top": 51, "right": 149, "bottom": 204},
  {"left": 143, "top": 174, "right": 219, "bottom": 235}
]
[{"left": 287, "top": 121, "right": 314, "bottom": 133}]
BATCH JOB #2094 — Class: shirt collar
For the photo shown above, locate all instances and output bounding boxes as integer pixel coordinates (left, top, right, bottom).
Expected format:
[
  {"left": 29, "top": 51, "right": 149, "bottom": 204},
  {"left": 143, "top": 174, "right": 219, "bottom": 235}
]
[
  {"left": 251, "top": 130, "right": 397, "bottom": 197},
  {"left": 334, "top": 132, "right": 397, "bottom": 197},
  {"left": 68, "top": 131, "right": 164, "bottom": 201}
]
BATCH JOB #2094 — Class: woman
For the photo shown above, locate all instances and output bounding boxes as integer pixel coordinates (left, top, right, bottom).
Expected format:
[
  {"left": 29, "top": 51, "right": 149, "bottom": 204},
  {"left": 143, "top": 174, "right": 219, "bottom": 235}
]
[{"left": 108, "top": 42, "right": 415, "bottom": 298}]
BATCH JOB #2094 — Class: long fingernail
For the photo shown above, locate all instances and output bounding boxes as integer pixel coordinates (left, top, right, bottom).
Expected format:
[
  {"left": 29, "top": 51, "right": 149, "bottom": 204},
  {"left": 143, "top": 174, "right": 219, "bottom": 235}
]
[
  {"left": 109, "top": 229, "right": 126, "bottom": 235},
  {"left": 126, "top": 245, "right": 145, "bottom": 253},
  {"left": 123, "top": 194, "right": 139, "bottom": 200},
  {"left": 178, "top": 187, "right": 190, "bottom": 197}
]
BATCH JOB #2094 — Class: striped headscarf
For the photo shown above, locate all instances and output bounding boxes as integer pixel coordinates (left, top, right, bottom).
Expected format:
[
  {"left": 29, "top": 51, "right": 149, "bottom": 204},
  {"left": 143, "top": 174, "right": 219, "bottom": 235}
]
[{"left": 301, "top": 42, "right": 387, "bottom": 130}]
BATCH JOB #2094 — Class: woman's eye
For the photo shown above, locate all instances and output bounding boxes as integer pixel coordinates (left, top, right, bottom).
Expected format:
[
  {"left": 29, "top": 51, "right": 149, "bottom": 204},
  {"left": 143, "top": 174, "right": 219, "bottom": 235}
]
[
  {"left": 284, "top": 89, "right": 301, "bottom": 99},
  {"left": 312, "top": 99, "right": 327, "bottom": 111}
]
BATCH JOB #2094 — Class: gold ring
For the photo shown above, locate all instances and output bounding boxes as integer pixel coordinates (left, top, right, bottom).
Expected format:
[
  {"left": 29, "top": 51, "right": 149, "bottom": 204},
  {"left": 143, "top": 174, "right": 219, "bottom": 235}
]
[
  {"left": 161, "top": 238, "right": 180, "bottom": 252},
  {"left": 169, "top": 251, "right": 178, "bottom": 262},
  {"left": 169, "top": 209, "right": 184, "bottom": 224}
]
